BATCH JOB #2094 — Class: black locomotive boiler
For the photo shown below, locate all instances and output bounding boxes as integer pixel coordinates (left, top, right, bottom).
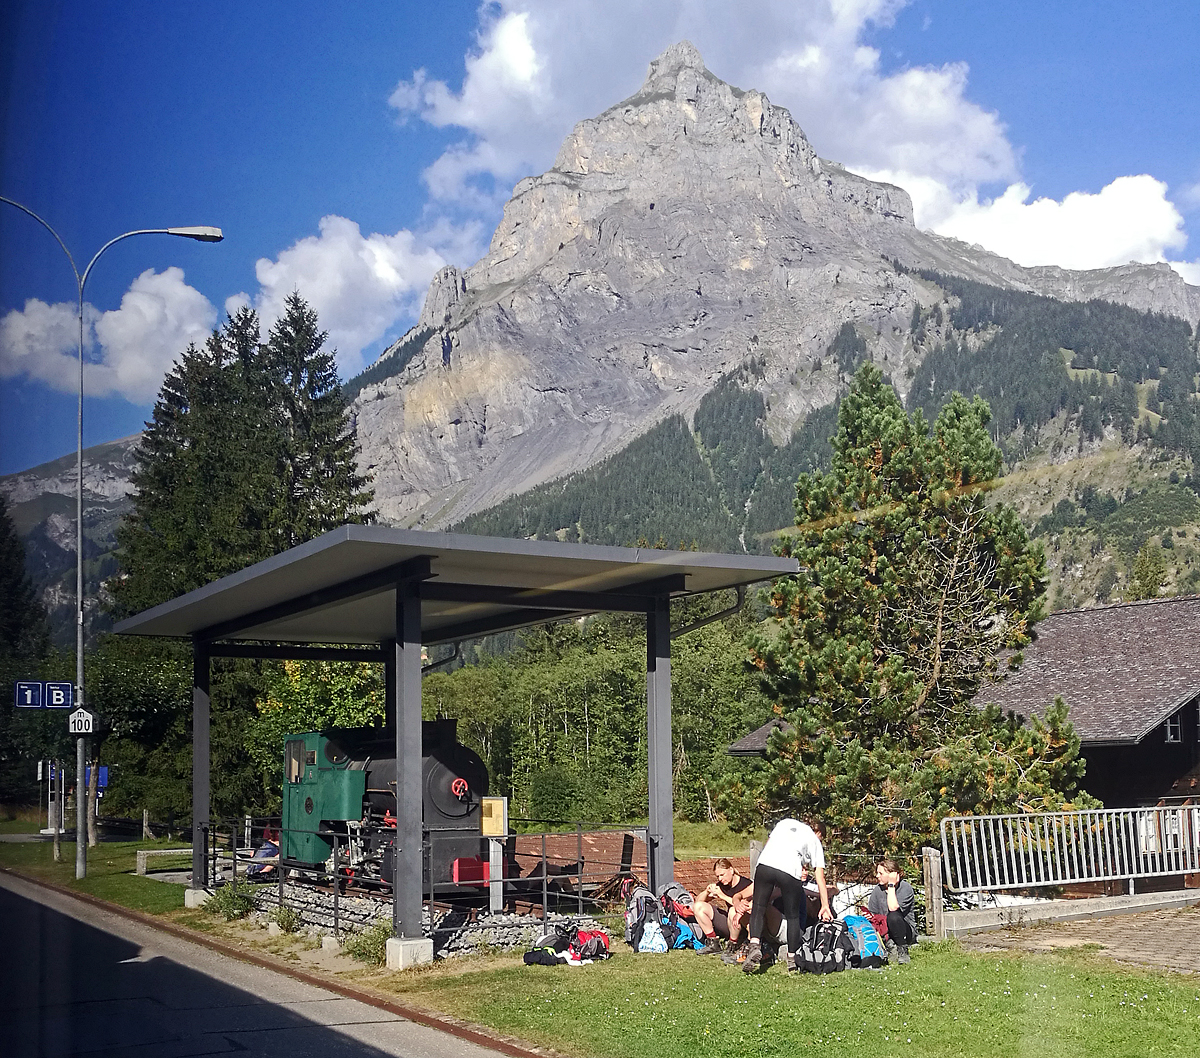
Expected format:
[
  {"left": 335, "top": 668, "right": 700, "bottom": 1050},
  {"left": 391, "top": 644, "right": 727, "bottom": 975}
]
[{"left": 281, "top": 718, "right": 489, "bottom": 889}]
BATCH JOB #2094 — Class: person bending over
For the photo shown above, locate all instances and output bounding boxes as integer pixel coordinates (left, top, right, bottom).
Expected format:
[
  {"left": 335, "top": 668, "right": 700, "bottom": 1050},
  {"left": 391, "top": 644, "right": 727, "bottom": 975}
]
[
  {"left": 867, "top": 858, "right": 917, "bottom": 963},
  {"left": 693, "top": 858, "right": 751, "bottom": 954},
  {"left": 744, "top": 818, "right": 831, "bottom": 973}
]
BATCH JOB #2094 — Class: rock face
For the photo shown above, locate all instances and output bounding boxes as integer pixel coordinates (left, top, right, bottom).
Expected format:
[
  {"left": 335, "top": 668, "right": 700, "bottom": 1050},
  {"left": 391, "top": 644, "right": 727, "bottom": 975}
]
[{"left": 355, "top": 43, "right": 1199, "bottom": 529}]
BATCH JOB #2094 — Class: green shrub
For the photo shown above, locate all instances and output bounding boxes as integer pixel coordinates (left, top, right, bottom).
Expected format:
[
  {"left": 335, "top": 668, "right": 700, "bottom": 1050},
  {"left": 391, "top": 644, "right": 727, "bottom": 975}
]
[
  {"left": 205, "top": 879, "right": 256, "bottom": 921},
  {"left": 270, "top": 904, "right": 302, "bottom": 933},
  {"left": 341, "top": 917, "right": 393, "bottom": 965}
]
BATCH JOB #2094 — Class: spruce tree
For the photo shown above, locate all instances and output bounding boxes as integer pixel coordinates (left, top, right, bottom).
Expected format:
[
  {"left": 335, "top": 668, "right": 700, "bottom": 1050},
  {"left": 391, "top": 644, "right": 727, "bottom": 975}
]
[
  {"left": 113, "top": 297, "right": 373, "bottom": 616},
  {"left": 263, "top": 292, "right": 373, "bottom": 550}
]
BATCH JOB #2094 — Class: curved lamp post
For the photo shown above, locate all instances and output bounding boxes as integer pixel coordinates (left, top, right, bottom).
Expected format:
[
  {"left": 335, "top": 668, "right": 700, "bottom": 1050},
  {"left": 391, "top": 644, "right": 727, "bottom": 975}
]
[{"left": 0, "top": 196, "right": 222, "bottom": 878}]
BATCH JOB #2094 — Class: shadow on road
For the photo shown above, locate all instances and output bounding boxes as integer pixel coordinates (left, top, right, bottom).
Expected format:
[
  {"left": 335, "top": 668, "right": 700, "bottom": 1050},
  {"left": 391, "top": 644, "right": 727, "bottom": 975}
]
[{"left": 1, "top": 885, "right": 405, "bottom": 1057}]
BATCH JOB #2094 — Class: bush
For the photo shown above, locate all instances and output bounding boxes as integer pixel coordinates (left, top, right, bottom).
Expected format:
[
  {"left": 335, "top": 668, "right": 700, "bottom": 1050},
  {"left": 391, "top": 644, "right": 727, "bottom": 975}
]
[
  {"left": 341, "top": 916, "right": 393, "bottom": 965},
  {"left": 206, "top": 879, "right": 256, "bottom": 921},
  {"left": 270, "top": 904, "right": 302, "bottom": 933}
]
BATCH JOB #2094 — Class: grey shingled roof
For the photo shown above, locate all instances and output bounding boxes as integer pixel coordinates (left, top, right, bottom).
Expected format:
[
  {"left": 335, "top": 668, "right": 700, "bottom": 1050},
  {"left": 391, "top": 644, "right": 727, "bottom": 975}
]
[
  {"left": 727, "top": 717, "right": 793, "bottom": 756},
  {"left": 981, "top": 594, "right": 1200, "bottom": 745}
]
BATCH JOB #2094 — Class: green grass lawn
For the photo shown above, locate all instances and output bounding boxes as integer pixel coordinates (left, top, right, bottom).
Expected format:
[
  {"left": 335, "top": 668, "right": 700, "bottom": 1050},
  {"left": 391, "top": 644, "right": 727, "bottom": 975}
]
[
  {"left": 0, "top": 819, "right": 43, "bottom": 834},
  {"left": 372, "top": 943, "right": 1200, "bottom": 1058},
  {"left": 671, "top": 819, "right": 766, "bottom": 860},
  {"left": 0, "top": 835, "right": 186, "bottom": 914}
]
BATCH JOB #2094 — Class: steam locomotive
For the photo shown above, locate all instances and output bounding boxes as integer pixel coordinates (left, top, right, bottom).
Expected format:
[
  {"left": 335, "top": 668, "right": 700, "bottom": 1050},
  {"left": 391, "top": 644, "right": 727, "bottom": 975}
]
[{"left": 280, "top": 718, "right": 490, "bottom": 890}]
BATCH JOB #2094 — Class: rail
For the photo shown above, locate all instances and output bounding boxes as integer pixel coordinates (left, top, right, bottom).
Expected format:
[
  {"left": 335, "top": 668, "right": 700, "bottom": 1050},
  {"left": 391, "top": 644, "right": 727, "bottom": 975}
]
[
  {"left": 197, "top": 815, "right": 650, "bottom": 941},
  {"left": 940, "top": 805, "right": 1200, "bottom": 893}
]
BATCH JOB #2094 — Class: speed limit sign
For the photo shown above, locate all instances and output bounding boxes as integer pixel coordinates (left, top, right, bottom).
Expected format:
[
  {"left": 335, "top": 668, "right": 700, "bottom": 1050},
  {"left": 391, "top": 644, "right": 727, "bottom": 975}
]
[{"left": 68, "top": 708, "right": 94, "bottom": 735}]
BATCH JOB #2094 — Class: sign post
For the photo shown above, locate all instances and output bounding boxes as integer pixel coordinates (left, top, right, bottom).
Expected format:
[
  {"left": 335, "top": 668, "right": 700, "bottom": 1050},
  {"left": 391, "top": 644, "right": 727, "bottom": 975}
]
[
  {"left": 481, "top": 796, "right": 509, "bottom": 913},
  {"left": 66, "top": 706, "right": 94, "bottom": 879}
]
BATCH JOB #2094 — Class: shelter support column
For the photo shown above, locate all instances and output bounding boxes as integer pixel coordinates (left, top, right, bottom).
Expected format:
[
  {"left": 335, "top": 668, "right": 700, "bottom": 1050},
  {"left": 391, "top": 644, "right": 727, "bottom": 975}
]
[
  {"left": 646, "top": 595, "right": 674, "bottom": 889},
  {"left": 190, "top": 641, "right": 210, "bottom": 896},
  {"left": 386, "top": 576, "right": 433, "bottom": 969}
]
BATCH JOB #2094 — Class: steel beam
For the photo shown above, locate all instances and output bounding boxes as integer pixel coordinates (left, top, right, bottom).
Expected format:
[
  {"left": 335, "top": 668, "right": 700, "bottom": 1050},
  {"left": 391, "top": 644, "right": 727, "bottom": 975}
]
[
  {"left": 392, "top": 580, "right": 424, "bottom": 939},
  {"left": 422, "top": 607, "right": 578, "bottom": 646},
  {"left": 191, "top": 641, "right": 210, "bottom": 891},
  {"left": 196, "top": 556, "right": 431, "bottom": 642},
  {"left": 646, "top": 596, "right": 674, "bottom": 889},
  {"left": 419, "top": 581, "right": 666, "bottom": 613},
  {"left": 205, "top": 643, "right": 386, "bottom": 662}
]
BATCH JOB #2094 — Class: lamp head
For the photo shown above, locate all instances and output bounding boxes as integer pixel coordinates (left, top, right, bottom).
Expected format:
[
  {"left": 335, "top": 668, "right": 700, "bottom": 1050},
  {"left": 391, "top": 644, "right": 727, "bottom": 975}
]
[{"left": 167, "top": 226, "right": 224, "bottom": 243}]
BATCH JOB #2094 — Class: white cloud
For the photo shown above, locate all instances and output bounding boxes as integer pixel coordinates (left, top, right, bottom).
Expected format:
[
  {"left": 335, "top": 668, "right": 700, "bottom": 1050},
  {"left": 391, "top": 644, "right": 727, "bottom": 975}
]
[
  {"left": 1171, "top": 260, "right": 1200, "bottom": 285},
  {"left": 389, "top": 1, "right": 1014, "bottom": 204},
  {"left": 859, "top": 170, "right": 1192, "bottom": 272},
  {"left": 236, "top": 214, "right": 468, "bottom": 376},
  {"left": 389, "top": 0, "right": 1200, "bottom": 282},
  {"left": 0, "top": 267, "right": 216, "bottom": 403}
]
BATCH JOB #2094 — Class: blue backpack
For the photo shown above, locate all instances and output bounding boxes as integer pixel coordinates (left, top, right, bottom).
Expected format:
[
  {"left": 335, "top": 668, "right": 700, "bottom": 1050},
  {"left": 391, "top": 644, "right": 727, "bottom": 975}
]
[
  {"left": 843, "top": 914, "right": 887, "bottom": 969},
  {"left": 670, "top": 918, "right": 703, "bottom": 950}
]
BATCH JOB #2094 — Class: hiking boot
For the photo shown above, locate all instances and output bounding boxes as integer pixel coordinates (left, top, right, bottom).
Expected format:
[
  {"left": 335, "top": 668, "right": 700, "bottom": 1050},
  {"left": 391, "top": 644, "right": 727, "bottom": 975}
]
[
  {"left": 742, "top": 942, "right": 764, "bottom": 974},
  {"left": 697, "top": 936, "right": 724, "bottom": 955},
  {"left": 896, "top": 944, "right": 910, "bottom": 964},
  {"left": 786, "top": 951, "right": 798, "bottom": 972},
  {"left": 719, "top": 944, "right": 747, "bottom": 965}
]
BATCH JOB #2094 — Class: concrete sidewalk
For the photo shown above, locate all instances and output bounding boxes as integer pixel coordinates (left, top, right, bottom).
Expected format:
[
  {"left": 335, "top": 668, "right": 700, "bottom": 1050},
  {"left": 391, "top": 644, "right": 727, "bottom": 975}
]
[
  {"left": 960, "top": 901, "right": 1200, "bottom": 975},
  {"left": 1, "top": 872, "right": 509, "bottom": 1058}
]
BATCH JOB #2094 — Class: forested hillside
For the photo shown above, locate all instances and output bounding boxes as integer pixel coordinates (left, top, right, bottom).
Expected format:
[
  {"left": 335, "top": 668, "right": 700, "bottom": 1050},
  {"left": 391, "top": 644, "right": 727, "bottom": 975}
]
[{"left": 455, "top": 273, "right": 1200, "bottom": 612}]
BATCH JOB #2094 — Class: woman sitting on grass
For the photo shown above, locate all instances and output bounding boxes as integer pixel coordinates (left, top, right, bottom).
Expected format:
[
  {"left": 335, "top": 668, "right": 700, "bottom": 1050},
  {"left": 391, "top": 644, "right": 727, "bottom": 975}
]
[{"left": 867, "top": 857, "right": 917, "bottom": 963}]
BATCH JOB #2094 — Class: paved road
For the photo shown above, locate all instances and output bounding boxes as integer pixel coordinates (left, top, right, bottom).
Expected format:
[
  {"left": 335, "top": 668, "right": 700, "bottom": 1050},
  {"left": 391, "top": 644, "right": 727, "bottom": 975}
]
[
  {"left": 960, "top": 902, "right": 1200, "bottom": 975},
  {"left": 1, "top": 872, "right": 504, "bottom": 1058}
]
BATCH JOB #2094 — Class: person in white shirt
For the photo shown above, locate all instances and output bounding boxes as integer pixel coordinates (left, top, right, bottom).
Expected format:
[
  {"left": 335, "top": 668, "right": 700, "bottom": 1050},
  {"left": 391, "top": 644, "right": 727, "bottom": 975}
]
[{"left": 743, "top": 818, "right": 832, "bottom": 973}]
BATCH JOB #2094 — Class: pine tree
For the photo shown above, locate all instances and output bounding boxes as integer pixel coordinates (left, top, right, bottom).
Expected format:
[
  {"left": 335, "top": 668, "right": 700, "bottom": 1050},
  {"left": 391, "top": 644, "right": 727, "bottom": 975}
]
[
  {"left": 0, "top": 494, "right": 49, "bottom": 657},
  {"left": 720, "top": 365, "right": 1092, "bottom": 860}
]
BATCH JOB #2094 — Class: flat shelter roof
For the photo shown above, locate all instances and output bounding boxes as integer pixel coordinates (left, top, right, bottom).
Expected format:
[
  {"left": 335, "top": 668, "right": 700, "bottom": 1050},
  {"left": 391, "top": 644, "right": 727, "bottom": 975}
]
[{"left": 113, "top": 525, "right": 799, "bottom": 646}]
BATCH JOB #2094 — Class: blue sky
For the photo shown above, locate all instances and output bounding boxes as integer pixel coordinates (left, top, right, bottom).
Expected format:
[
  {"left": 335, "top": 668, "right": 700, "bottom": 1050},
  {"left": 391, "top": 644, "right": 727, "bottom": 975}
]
[{"left": 2, "top": 0, "right": 1198, "bottom": 475}]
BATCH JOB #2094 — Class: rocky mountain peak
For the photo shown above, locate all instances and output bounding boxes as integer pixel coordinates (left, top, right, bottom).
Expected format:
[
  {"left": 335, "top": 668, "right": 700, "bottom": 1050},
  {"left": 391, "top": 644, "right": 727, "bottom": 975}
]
[
  {"left": 640, "top": 40, "right": 707, "bottom": 91},
  {"left": 351, "top": 43, "right": 1198, "bottom": 532}
]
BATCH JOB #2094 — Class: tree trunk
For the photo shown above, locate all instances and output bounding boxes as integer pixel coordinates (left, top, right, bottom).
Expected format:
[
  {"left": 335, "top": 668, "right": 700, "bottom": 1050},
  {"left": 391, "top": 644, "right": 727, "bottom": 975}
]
[{"left": 87, "top": 757, "right": 100, "bottom": 847}]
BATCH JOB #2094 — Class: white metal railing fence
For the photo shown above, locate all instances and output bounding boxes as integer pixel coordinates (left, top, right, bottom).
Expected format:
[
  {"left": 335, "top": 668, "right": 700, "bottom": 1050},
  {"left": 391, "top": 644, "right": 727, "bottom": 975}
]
[{"left": 940, "top": 806, "right": 1200, "bottom": 892}]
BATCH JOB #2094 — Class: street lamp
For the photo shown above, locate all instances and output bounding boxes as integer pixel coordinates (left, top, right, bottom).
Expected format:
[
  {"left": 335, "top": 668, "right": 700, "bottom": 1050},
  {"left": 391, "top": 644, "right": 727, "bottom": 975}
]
[{"left": 0, "top": 196, "right": 222, "bottom": 878}]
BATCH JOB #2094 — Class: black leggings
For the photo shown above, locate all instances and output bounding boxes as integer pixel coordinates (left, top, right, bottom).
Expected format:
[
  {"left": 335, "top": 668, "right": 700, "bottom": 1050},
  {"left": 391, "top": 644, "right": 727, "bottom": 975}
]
[
  {"left": 887, "top": 909, "right": 915, "bottom": 946},
  {"left": 748, "top": 863, "right": 807, "bottom": 954}
]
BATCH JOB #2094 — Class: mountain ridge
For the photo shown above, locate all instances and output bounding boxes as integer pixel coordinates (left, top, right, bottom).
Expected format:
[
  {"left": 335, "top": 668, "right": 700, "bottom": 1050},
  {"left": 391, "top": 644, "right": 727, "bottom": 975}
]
[{"left": 352, "top": 41, "right": 1199, "bottom": 529}]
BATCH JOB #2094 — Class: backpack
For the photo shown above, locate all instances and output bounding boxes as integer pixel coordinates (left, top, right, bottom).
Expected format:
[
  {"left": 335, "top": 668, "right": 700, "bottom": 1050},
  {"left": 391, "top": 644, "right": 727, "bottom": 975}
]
[
  {"left": 622, "top": 881, "right": 662, "bottom": 950},
  {"left": 800, "top": 920, "right": 852, "bottom": 973},
  {"left": 638, "top": 918, "right": 669, "bottom": 953},
  {"left": 843, "top": 914, "right": 888, "bottom": 969},
  {"left": 531, "top": 923, "right": 573, "bottom": 953},
  {"left": 571, "top": 927, "right": 611, "bottom": 960},
  {"left": 657, "top": 881, "right": 696, "bottom": 921},
  {"left": 670, "top": 918, "right": 703, "bottom": 950}
]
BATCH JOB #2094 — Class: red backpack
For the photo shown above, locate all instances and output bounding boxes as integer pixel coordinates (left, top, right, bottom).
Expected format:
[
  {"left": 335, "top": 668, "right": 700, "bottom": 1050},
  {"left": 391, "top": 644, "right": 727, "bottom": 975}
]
[{"left": 571, "top": 928, "right": 610, "bottom": 960}]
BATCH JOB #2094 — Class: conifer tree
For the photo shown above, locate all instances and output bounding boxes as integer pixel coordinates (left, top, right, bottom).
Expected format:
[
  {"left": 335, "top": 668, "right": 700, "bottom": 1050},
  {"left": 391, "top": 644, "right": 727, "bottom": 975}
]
[
  {"left": 263, "top": 292, "right": 373, "bottom": 550},
  {"left": 721, "top": 365, "right": 1092, "bottom": 860},
  {"left": 113, "top": 298, "right": 372, "bottom": 615}
]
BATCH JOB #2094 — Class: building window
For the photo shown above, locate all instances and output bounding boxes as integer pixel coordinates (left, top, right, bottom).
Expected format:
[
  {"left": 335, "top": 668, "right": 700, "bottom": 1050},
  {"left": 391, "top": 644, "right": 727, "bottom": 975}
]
[{"left": 1166, "top": 715, "right": 1182, "bottom": 743}]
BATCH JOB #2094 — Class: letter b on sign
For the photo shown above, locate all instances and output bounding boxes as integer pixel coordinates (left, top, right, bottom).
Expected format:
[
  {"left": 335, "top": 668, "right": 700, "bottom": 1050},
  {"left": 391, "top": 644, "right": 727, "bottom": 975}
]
[{"left": 45, "top": 683, "right": 73, "bottom": 708}]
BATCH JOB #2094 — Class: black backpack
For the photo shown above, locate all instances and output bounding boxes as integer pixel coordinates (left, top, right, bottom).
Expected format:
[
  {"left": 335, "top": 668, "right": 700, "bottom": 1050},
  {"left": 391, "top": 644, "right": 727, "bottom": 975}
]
[{"left": 800, "top": 920, "right": 853, "bottom": 973}]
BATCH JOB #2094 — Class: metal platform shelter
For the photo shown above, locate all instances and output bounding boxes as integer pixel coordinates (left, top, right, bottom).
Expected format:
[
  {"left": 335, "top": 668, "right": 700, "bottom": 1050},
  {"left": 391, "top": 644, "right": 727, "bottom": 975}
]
[{"left": 114, "top": 525, "right": 797, "bottom": 945}]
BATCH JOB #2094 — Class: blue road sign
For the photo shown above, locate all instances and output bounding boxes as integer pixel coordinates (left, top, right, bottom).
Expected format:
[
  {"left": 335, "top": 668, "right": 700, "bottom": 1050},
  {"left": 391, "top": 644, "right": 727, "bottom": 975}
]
[
  {"left": 84, "top": 765, "right": 109, "bottom": 789},
  {"left": 14, "top": 682, "right": 42, "bottom": 708},
  {"left": 45, "top": 682, "right": 73, "bottom": 708},
  {"left": 13, "top": 681, "right": 74, "bottom": 709}
]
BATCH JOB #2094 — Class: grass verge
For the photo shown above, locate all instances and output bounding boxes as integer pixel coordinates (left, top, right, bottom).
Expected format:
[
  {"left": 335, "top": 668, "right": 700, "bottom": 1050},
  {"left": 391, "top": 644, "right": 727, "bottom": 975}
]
[
  {"left": 0, "top": 835, "right": 185, "bottom": 914},
  {"left": 371, "top": 942, "right": 1200, "bottom": 1058}
]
